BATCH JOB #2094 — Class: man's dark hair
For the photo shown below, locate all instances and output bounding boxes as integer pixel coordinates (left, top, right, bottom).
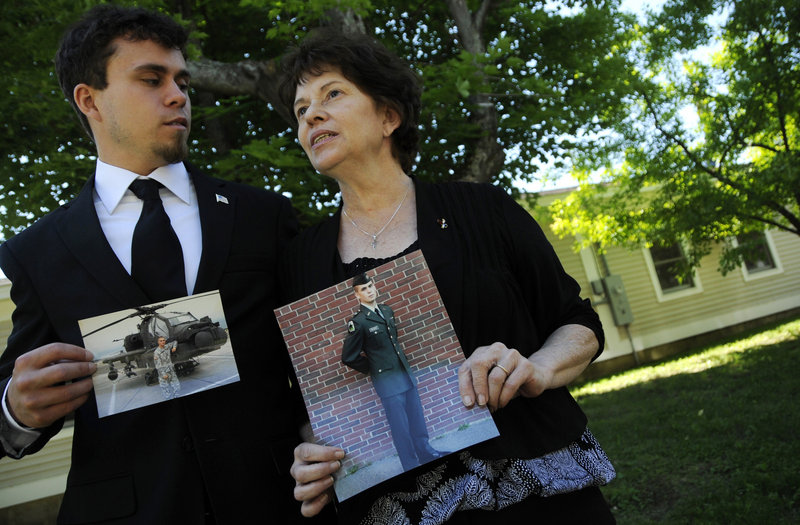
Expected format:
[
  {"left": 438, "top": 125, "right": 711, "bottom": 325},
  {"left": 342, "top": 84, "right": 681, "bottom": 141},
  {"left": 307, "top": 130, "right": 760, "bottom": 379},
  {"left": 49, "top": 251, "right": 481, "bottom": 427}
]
[
  {"left": 278, "top": 29, "right": 421, "bottom": 173},
  {"left": 55, "top": 4, "right": 189, "bottom": 140},
  {"left": 352, "top": 272, "right": 371, "bottom": 288}
]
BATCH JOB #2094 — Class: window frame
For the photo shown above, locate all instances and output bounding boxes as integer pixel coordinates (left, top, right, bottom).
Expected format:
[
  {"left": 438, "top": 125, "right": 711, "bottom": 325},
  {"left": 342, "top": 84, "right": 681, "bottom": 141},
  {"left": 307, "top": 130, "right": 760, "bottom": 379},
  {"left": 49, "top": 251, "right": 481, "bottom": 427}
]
[
  {"left": 643, "top": 241, "right": 703, "bottom": 302},
  {"left": 735, "top": 230, "right": 783, "bottom": 281}
]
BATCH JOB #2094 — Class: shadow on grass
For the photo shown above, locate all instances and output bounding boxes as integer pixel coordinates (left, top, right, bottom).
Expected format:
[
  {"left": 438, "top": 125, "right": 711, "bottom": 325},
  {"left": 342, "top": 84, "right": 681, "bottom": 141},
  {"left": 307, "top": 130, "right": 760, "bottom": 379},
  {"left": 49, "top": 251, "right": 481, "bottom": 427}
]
[{"left": 576, "top": 327, "right": 800, "bottom": 524}]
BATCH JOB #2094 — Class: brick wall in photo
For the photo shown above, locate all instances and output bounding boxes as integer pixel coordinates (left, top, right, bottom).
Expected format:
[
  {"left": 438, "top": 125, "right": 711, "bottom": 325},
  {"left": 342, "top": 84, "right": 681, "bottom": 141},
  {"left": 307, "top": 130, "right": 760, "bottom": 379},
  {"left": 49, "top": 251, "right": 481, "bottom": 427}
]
[{"left": 276, "top": 250, "right": 489, "bottom": 471}]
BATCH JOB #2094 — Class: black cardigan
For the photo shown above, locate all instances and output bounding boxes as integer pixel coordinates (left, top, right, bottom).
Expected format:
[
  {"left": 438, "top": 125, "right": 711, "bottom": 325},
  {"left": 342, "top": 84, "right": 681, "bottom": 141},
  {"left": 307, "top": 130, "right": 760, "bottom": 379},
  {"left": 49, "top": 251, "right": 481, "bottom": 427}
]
[{"left": 282, "top": 178, "right": 604, "bottom": 459}]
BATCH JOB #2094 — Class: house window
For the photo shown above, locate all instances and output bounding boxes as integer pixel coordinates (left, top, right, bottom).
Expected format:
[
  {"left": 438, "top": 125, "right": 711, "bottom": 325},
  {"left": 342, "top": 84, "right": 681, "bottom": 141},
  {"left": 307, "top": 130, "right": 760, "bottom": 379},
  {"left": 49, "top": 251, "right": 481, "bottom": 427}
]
[
  {"left": 737, "top": 231, "right": 782, "bottom": 281},
  {"left": 649, "top": 243, "right": 695, "bottom": 293},
  {"left": 737, "top": 232, "right": 776, "bottom": 274}
]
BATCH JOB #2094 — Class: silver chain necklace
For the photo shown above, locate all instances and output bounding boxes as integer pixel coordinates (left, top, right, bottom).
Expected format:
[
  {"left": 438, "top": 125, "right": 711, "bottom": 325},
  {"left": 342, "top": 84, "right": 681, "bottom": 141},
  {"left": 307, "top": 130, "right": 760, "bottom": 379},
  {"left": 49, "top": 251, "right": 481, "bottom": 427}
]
[{"left": 342, "top": 186, "right": 410, "bottom": 249}]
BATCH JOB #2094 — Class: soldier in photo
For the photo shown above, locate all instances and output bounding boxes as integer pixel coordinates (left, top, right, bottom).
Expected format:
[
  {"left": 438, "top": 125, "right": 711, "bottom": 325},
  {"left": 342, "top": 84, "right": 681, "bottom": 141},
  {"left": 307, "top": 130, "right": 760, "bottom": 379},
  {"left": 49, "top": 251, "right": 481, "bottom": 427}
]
[{"left": 342, "top": 272, "right": 447, "bottom": 471}]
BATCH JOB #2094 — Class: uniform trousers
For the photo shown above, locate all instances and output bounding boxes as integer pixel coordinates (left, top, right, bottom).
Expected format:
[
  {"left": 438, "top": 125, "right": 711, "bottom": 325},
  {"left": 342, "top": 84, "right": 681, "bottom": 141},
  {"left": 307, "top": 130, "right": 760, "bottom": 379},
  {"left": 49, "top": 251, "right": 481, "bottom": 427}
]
[{"left": 381, "top": 385, "right": 432, "bottom": 471}]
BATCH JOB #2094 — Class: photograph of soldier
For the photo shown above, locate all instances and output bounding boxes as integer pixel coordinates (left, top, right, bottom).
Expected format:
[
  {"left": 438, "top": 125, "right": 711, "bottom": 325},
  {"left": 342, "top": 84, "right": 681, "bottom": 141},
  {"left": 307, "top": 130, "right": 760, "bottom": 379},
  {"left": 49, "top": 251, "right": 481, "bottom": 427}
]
[
  {"left": 342, "top": 272, "right": 448, "bottom": 471},
  {"left": 153, "top": 336, "right": 180, "bottom": 399},
  {"left": 81, "top": 291, "right": 240, "bottom": 417}
]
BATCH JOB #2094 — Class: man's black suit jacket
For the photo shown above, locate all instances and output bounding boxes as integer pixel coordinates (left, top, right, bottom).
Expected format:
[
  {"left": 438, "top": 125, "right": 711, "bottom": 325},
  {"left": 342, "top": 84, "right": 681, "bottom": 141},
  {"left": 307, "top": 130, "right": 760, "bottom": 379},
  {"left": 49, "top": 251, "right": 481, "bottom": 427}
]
[{"left": 0, "top": 164, "right": 313, "bottom": 524}]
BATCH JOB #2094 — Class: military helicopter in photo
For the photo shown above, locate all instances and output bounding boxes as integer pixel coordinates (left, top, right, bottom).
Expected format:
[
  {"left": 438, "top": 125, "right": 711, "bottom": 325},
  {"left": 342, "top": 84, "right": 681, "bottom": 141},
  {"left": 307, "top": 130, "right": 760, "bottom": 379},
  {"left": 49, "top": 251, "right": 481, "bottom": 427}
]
[{"left": 83, "top": 296, "right": 228, "bottom": 386}]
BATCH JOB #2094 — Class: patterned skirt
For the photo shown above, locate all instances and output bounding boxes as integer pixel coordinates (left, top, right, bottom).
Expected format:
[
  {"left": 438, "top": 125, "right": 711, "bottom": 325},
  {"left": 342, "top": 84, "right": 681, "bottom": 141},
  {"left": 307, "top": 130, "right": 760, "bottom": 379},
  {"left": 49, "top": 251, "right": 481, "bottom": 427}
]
[{"left": 356, "top": 428, "right": 615, "bottom": 525}]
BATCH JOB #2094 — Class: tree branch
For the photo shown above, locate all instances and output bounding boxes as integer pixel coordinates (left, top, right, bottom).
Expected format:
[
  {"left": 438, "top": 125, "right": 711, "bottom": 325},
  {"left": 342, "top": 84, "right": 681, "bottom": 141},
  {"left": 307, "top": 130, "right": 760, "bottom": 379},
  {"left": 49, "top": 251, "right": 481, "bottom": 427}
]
[
  {"left": 757, "top": 27, "right": 791, "bottom": 153},
  {"left": 746, "top": 142, "right": 781, "bottom": 153},
  {"left": 445, "top": 0, "right": 483, "bottom": 53},
  {"left": 188, "top": 57, "right": 293, "bottom": 126},
  {"left": 741, "top": 212, "right": 799, "bottom": 236},
  {"left": 474, "top": 0, "right": 492, "bottom": 35},
  {"left": 641, "top": 89, "right": 800, "bottom": 231}
]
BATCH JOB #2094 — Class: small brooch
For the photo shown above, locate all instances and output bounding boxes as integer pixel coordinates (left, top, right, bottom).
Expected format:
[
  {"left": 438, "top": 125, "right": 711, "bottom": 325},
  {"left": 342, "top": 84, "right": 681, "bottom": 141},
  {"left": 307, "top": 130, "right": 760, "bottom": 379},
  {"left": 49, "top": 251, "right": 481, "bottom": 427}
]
[{"left": 437, "top": 218, "right": 448, "bottom": 229}]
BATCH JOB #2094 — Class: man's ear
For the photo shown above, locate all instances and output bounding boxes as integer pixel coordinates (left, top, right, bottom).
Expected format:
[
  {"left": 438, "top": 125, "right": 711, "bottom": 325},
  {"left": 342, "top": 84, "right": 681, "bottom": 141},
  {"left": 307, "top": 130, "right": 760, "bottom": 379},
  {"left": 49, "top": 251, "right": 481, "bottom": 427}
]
[{"left": 74, "top": 83, "right": 102, "bottom": 123}]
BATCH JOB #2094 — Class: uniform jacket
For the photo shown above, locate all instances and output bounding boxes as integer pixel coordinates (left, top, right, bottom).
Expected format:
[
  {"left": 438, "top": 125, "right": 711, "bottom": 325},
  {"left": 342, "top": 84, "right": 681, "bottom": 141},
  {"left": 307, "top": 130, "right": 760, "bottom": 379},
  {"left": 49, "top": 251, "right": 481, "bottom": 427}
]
[
  {"left": 0, "top": 164, "right": 316, "bottom": 524},
  {"left": 342, "top": 304, "right": 414, "bottom": 398},
  {"left": 282, "top": 178, "right": 605, "bottom": 460}
]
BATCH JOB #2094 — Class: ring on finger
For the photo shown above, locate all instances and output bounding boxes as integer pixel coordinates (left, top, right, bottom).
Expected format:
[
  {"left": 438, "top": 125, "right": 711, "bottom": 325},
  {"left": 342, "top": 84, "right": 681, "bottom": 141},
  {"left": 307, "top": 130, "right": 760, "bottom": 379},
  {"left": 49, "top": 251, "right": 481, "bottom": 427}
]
[{"left": 494, "top": 363, "right": 510, "bottom": 375}]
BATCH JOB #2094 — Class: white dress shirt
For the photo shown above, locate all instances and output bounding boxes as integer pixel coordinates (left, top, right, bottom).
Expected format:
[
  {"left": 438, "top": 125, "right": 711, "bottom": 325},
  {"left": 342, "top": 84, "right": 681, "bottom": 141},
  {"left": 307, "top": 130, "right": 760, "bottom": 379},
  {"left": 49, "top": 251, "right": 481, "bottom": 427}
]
[
  {"left": 1, "top": 160, "right": 203, "bottom": 453},
  {"left": 93, "top": 159, "right": 202, "bottom": 295}
]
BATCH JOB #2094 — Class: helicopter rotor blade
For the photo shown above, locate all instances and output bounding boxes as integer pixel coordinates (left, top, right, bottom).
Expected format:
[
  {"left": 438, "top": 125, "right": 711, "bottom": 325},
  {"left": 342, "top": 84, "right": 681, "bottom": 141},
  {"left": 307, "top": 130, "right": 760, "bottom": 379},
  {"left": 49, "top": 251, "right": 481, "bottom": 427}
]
[
  {"left": 81, "top": 291, "right": 218, "bottom": 337},
  {"left": 82, "top": 311, "right": 144, "bottom": 337}
]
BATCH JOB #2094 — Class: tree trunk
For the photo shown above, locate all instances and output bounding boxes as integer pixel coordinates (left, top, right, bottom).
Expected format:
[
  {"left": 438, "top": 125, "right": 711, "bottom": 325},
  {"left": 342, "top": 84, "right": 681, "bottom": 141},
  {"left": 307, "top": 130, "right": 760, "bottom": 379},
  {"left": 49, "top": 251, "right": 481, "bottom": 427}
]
[{"left": 446, "top": 0, "right": 504, "bottom": 183}]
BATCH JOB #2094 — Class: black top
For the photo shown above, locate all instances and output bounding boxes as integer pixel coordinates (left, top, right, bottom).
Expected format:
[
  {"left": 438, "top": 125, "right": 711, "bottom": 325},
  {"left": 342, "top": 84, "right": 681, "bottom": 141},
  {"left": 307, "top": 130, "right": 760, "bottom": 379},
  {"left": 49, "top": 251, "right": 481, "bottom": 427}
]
[
  {"left": 342, "top": 240, "right": 420, "bottom": 276},
  {"left": 282, "top": 178, "right": 604, "bottom": 460}
]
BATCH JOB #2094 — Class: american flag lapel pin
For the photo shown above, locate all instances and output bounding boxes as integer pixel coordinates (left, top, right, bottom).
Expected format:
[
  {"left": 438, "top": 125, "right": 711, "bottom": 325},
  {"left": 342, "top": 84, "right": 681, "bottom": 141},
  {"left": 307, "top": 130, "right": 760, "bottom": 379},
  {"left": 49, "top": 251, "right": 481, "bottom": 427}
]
[{"left": 216, "top": 194, "right": 229, "bottom": 204}]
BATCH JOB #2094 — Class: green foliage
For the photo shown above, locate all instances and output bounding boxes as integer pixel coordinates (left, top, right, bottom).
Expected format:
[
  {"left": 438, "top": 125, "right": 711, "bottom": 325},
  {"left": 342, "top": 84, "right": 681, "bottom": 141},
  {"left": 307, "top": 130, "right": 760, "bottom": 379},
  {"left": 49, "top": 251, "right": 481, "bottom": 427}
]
[
  {"left": 552, "top": 0, "right": 800, "bottom": 275},
  {"left": 0, "top": 1, "right": 94, "bottom": 236},
  {"left": 0, "top": 0, "right": 636, "bottom": 236}
]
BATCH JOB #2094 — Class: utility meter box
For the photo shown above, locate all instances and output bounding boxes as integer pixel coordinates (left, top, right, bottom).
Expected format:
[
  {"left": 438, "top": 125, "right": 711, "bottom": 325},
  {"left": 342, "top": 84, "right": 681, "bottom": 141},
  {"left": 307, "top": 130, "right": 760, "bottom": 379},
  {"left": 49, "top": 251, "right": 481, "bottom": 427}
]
[{"left": 601, "top": 274, "right": 634, "bottom": 326}]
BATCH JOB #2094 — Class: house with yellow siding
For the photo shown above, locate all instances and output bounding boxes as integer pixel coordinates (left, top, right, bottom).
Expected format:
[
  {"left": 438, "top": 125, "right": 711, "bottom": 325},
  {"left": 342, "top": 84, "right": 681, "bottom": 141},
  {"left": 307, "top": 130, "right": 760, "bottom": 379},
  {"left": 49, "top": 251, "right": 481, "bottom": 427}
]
[
  {"left": 1, "top": 187, "right": 799, "bottom": 520},
  {"left": 536, "top": 188, "right": 800, "bottom": 378}
]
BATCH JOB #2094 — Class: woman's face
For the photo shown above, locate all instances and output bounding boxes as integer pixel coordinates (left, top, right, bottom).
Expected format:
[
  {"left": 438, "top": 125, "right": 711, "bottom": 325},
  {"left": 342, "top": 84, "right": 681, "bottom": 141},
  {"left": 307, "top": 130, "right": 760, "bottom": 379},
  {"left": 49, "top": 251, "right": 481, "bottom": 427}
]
[{"left": 292, "top": 68, "right": 399, "bottom": 176}]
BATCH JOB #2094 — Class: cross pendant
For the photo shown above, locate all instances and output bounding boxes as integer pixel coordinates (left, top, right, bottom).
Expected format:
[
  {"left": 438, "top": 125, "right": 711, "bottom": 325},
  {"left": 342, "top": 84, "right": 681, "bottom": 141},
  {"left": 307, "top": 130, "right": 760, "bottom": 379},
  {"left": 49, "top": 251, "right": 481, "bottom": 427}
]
[{"left": 371, "top": 235, "right": 378, "bottom": 249}]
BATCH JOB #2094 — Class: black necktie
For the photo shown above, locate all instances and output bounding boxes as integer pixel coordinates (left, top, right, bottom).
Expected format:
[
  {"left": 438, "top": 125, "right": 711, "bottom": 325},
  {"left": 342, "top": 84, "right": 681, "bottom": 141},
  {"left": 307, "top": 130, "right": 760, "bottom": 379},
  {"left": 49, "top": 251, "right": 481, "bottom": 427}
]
[{"left": 129, "top": 179, "right": 187, "bottom": 302}]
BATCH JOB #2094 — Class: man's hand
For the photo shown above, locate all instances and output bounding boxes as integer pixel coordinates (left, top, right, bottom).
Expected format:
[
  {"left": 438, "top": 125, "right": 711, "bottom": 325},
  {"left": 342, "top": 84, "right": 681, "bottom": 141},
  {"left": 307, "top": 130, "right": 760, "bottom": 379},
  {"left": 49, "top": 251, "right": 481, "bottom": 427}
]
[
  {"left": 290, "top": 442, "right": 344, "bottom": 517},
  {"left": 7, "top": 343, "right": 96, "bottom": 429}
]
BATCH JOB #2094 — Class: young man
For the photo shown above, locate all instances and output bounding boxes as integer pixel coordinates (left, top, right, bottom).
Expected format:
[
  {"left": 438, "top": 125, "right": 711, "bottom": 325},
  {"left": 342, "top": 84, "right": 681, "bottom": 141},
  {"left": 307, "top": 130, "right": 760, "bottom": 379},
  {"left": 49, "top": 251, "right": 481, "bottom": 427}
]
[
  {"left": 342, "top": 273, "right": 446, "bottom": 471},
  {"left": 0, "top": 5, "right": 319, "bottom": 523}
]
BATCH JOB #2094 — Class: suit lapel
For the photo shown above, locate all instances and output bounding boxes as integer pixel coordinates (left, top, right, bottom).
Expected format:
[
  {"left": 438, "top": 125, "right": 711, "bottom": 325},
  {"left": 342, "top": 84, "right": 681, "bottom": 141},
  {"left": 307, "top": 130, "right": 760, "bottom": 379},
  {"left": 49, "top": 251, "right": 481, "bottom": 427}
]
[
  {"left": 53, "top": 165, "right": 237, "bottom": 306},
  {"left": 189, "top": 164, "right": 235, "bottom": 294},
  {"left": 54, "top": 175, "right": 149, "bottom": 306}
]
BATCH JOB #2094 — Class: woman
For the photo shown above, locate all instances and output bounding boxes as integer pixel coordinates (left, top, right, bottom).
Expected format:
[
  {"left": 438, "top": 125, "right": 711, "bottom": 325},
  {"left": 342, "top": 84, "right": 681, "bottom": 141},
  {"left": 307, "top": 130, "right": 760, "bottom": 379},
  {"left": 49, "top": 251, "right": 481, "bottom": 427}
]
[{"left": 278, "top": 30, "right": 616, "bottom": 524}]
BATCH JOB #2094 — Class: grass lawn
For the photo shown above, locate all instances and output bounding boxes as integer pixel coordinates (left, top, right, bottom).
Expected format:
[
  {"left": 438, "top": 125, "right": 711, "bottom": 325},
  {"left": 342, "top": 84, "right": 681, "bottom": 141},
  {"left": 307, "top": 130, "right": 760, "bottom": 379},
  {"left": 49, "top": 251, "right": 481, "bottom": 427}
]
[{"left": 571, "top": 318, "right": 800, "bottom": 524}]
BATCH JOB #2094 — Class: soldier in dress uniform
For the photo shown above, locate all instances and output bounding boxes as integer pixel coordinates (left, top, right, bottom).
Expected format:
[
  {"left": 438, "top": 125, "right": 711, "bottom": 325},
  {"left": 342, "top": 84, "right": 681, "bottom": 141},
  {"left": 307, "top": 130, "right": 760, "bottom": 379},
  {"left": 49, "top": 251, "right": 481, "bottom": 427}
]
[{"left": 342, "top": 273, "right": 447, "bottom": 471}]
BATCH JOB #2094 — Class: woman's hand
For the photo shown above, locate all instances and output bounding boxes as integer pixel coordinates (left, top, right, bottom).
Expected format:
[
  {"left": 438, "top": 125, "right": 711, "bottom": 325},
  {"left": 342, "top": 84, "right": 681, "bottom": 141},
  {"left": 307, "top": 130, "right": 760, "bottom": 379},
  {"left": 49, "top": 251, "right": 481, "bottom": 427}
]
[
  {"left": 458, "top": 325, "right": 599, "bottom": 412},
  {"left": 458, "top": 342, "right": 549, "bottom": 412},
  {"left": 290, "top": 442, "right": 345, "bottom": 517}
]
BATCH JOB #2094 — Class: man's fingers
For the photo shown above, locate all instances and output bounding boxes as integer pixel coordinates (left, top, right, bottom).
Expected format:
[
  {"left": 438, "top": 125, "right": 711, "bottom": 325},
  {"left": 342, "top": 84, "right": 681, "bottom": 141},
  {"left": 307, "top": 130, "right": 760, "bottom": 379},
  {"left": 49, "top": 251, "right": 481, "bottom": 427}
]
[
  {"left": 15, "top": 343, "right": 93, "bottom": 371},
  {"left": 9, "top": 377, "right": 94, "bottom": 428},
  {"left": 12, "top": 360, "right": 97, "bottom": 393},
  {"left": 23, "top": 392, "right": 92, "bottom": 429}
]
